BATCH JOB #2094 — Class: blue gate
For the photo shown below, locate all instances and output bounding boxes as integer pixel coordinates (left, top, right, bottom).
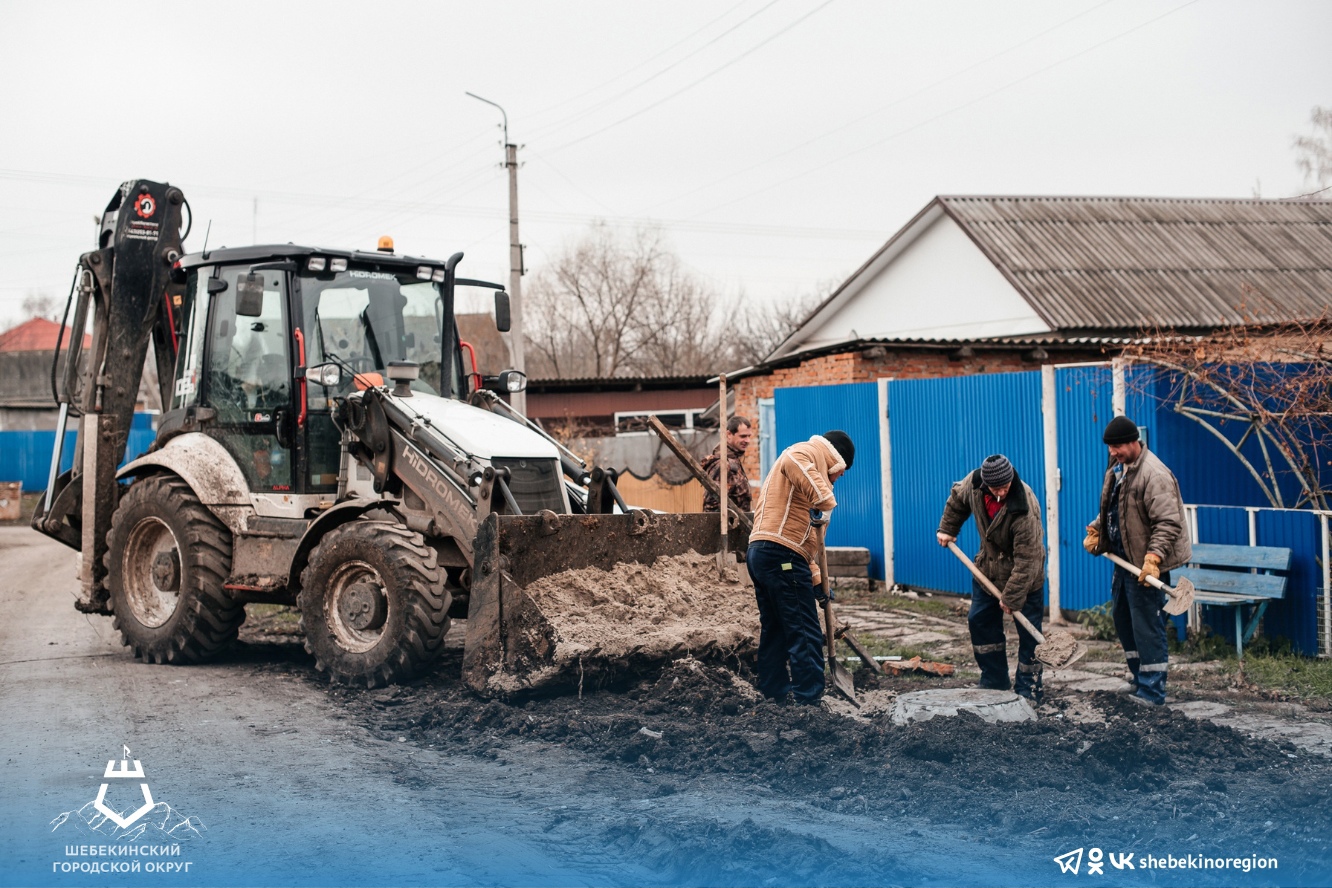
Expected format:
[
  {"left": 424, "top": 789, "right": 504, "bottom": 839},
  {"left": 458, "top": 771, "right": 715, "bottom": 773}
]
[
  {"left": 0, "top": 413, "right": 157, "bottom": 492},
  {"left": 887, "top": 371, "right": 1046, "bottom": 596},
  {"left": 772, "top": 383, "right": 884, "bottom": 578}
]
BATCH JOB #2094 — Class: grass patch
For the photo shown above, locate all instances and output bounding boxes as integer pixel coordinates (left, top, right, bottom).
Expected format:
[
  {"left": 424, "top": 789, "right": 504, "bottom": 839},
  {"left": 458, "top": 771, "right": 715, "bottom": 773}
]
[
  {"left": 1241, "top": 651, "right": 1332, "bottom": 698},
  {"left": 834, "top": 584, "right": 956, "bottom": 619},
  {"left": 245, "top": 603, "right": 302, "bottom": 633},
  {"left": 836, "top": 630, "right": 936, "bottom": 671}
]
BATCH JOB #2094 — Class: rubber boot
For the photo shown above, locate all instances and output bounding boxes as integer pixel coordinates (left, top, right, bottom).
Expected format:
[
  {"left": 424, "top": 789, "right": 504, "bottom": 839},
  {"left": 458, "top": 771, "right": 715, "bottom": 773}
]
[
  {"left": 1014, "top": 661, "right": 1043, "bottom": 705},
  {"left": 974, "top": 647, "right": 1011, "bottom": 691},
  {"left": 1130, "top": 669, "right": 1166, "bottom": 706}
]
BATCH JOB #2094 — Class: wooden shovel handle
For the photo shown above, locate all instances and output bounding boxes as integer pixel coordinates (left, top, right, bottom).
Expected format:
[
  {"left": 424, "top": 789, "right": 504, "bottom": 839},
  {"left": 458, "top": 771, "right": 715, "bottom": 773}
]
[
  {"left": 946, "top": 542, "right": 1047, "bottom": 645},
  {"left": 814, "top": 522, "right": 836, "bottom": 656},
  {"left": 1100, "top": 551, "right": 1184, "bottom": 599}
]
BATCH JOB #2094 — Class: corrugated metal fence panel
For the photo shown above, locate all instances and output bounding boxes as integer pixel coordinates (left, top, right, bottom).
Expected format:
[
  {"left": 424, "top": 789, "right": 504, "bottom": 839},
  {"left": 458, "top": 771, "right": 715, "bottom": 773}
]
[
  {"left": 1054, "top": 365, "right": 1115, "bottom": 610},
  {"left": 772, "top": 383, "right": 885, "bottom": 578},
  {"left": 888, "top": 371, "right": 1045, "bottom": 595},
  {"left": 1255, "top": 509, "right": 1320, "bottom": 655},
  {"left": 0, "top": 414, "right": 157, "bottom": 492}
]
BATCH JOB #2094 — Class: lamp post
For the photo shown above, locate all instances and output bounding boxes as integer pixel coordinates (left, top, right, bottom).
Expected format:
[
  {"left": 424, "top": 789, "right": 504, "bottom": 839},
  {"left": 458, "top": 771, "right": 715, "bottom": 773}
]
[{"left": 466, "top": 92, "right": 526, "bottom": 415}]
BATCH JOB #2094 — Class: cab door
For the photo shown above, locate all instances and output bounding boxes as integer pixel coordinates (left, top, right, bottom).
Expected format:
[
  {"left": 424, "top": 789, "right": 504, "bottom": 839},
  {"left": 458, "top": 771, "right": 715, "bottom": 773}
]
[{"left": 204, "top": 266, "right": 295, "bottom": 492}]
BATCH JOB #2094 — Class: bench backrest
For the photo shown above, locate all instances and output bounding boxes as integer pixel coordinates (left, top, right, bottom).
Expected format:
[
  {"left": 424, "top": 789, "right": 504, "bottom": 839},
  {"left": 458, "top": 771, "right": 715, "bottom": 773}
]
[{"left": 1176, "top": 543, "right": 1292, "bottom": 600}]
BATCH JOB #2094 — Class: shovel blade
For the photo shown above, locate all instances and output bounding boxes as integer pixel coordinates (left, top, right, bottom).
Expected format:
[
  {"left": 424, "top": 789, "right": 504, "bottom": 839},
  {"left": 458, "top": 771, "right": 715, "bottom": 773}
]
[
  {"left": 1164, "top": 576, "right": 1195, "bottom": 616},
  {"left": 830, "top": 658, "right": 859, "bottom": 705},
  {"left": 1033, "top": 629, "right": 1086, "bottom": 670}
]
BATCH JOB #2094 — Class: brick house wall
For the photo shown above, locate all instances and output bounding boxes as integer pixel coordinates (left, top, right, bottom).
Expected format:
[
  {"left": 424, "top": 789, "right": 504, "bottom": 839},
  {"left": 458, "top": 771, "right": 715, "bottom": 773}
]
[{"left": 731, "top": 344, "right": 1109, "bottom": 480}]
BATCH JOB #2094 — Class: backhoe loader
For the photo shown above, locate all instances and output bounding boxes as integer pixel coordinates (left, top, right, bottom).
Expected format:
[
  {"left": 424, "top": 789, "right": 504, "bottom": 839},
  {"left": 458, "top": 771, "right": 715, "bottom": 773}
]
[{"left": 33, "top": 179, "right": 752, "bottom": 694}]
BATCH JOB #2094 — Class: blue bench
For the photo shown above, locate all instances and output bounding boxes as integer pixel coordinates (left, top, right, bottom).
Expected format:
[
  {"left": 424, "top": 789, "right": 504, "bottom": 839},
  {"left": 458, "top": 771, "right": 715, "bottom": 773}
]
[{"left": 1175, "top": 543, "right": 1291, "bottom": 657}]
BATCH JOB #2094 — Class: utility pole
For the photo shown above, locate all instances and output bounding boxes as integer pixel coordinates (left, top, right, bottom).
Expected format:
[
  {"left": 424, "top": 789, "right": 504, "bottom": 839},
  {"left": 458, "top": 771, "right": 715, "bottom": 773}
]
[{"left": 467, "top": 92, "right": 526, "bottom": 415}]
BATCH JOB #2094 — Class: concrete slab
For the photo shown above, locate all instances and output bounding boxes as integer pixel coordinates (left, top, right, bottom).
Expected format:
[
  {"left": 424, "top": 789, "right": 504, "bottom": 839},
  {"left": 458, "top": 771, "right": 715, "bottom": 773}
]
[{"left": 890, "top": 688, "right": 1036, "bottom": 725}]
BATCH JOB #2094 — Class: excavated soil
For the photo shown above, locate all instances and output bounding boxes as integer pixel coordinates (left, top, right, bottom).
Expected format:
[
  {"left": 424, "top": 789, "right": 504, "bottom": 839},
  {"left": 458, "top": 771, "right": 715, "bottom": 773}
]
[
  {"left": 319, "top": 651, "right": 1331, "bottom": 883},
  {"left": 519, "top": 551, "right": 756, "bottom": 657}
]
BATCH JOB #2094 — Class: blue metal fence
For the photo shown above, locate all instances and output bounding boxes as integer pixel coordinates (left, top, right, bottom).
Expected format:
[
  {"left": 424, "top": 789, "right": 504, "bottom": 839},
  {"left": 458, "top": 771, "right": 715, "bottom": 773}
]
[
  {"left": 759, "top": 365, "right": 1331, "bottom": 654},
  {"left": 887, "top": 371, "right": 1046, "bottom": 595},
  {"left": 772, "top": 383, "right": 884, "bottom": 578},
  {"left": 0, "top": 413, "right": 157, "bottom": 492}
]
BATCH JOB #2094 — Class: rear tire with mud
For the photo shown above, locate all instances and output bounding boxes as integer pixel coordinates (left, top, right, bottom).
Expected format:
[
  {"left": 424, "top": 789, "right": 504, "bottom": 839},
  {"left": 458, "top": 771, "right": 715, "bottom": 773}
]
[
  {"left": 105, "top": 474, "right": 245, "bottom": 664},
  {"left": 298, "top": 521, "right": 450, "bottom": 687}
]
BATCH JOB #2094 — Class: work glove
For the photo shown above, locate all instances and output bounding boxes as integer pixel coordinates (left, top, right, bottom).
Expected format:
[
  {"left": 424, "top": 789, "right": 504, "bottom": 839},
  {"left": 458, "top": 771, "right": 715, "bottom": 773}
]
[
  {"left": 1138, "top": 553, "right": 1162, "bottom": 586},
  {"left": 1082, "top": 524, "right": 1100, "bottom": 554}
]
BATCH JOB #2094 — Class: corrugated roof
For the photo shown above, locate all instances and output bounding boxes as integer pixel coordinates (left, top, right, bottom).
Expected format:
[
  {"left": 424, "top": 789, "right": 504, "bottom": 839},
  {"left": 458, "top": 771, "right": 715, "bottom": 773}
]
[{"left": 938, "top": 196, "right": 1332, "bottom": 329}]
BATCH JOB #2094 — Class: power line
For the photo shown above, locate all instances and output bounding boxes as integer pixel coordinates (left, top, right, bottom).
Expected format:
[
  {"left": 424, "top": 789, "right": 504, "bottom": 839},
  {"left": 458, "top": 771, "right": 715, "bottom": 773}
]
[
  {"left": 690, "top": 0, "right": 1203, "bottom": 219},
  {"left": 641, "top": 0, "right": 1118, "bottom": 215},
  {"left": 523, "top": 0, "right": 753, "bottom": 123},
  {"left": 543, "top": 0, "right": 836, "bottom": 155},
  {"left": 525, "top": 0, "right": 782, "bottom": 141}
]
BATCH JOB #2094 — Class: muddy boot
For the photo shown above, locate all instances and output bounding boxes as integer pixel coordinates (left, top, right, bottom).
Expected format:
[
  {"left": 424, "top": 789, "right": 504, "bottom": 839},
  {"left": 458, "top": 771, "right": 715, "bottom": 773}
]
[
  {"left": 1014, "top": 661, "right": 1042, "bottom": 704},
  {"left": 1129, "top": 669, "right": 1166, "bottom": 706}
]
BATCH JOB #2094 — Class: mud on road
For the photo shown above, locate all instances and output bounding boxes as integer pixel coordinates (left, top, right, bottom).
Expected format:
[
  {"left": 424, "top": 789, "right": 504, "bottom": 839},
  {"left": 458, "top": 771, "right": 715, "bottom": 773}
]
[{"left": 254, "top": 608, "right": 1332, "bottom": 886}]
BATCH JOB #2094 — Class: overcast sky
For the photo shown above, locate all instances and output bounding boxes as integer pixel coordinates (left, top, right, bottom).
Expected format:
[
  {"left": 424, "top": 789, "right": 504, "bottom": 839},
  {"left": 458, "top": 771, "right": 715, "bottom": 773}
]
[{"left": 1, "top": 0, "right": 1328, "bottom": 327}]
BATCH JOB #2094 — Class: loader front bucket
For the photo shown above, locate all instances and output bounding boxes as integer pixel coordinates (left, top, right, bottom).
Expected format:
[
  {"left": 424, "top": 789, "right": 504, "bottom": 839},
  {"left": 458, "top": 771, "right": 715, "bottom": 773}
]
[{"left": 462, "top": 511, "right": 754, "bottom": 696}]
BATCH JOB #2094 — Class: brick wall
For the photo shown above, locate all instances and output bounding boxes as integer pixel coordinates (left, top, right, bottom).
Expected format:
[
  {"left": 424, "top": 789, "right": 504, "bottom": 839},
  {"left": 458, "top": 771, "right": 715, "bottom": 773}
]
[{"left": 731, "top": 345, "right": 1107, "bottom": 480}]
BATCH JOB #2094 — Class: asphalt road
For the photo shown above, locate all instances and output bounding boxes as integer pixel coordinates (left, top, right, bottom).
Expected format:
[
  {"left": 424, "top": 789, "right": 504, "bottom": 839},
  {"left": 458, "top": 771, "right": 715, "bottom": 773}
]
[{"left": 3, "top": 528, "right": 1047, "bottom": 888}]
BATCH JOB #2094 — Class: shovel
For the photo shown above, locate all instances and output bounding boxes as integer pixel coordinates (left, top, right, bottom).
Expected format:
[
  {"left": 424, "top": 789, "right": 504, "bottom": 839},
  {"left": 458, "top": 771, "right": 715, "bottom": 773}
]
[
  {"left": 1099, "top": 552, "right": 1194, "bottom": 616},
  {"left": 947, "top": 542, "right": 1086, "bottom": 670},
  {"left": 814, "top": 523, "right": 858, "bottom": 706}
]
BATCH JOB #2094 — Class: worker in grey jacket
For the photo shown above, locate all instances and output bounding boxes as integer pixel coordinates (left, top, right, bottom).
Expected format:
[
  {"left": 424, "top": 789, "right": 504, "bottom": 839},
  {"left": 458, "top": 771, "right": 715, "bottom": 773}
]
[
  {"left": 937, "top": 455, "right": 1047, "bottom": 702},
  {"left": 1084, "top": 416, "right": 1191, "bottom": 706}
]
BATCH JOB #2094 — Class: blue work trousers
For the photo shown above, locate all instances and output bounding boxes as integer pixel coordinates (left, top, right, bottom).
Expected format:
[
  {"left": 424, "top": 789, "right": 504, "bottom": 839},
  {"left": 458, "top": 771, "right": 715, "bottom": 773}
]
[
  {"left": 746, "top": 540, "right": 825, "bottom": 704},
  {"left": 969, "top": 579, "right": 1045, "bottom": 701},
  {"left": 1111, "top": 565, "right": 1170, "bottom": 704}
]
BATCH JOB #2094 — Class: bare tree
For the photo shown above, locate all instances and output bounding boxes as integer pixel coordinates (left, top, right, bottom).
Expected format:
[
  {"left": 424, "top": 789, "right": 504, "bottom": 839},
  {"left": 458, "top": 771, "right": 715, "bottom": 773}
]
[
  {"left": 1123, "top": 313, "right": 1332, "bottom": 510},
  {"left": 727, "top": 289, "right": 825, "bottom": 367},
  {"left": 1293, "top": 105, "right": 1332, "bottom": 195},
  {"left": 21, "top": 290, "right": 61, "bottom": 322},
  {"left": 525, "top": 224, "right": 732, "bottom": 378}
]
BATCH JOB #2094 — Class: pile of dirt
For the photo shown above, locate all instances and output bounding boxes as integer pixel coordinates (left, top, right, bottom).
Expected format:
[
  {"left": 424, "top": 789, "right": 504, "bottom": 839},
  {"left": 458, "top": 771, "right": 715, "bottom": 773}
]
[
  {"left": 327, "top": 655, "right": 1332, "bottom": 880},
  {"left": 521, "top": 551, "right": 757, "bottom": 660},
  {"left": 473, "top": 551, "right": 758, "bottom": 696}
]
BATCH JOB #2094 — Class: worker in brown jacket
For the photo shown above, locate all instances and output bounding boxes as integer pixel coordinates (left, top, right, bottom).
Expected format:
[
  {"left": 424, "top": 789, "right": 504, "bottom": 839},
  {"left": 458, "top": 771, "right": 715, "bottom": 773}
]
[
  {"left": 701, "top": 416, "right": 754, "bottom": 513},
  {"left": 746, "top": 431, "right": 854, "bottom": 705},
  {"left": 1083, "top": 416, "right": 1190, "bottom": 706},
  {"left": 937, "top": 454, "right": 1047, "bottom": 702}
]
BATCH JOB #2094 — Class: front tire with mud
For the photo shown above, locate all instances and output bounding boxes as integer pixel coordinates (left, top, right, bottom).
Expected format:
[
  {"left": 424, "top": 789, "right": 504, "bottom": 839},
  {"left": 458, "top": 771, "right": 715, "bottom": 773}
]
[
  {"left": 105, "top": 474, "right": 245, "bottom": 664},
  {"left": 298, "top": 522, "right": 450, "bottom": 687}
]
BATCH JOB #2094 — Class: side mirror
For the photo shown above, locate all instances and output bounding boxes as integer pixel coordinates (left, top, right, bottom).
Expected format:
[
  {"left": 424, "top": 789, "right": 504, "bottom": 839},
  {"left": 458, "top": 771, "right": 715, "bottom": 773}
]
[
  {"left": 498, "top": 369, "right": 527, "bottom": 393},
  {"left": 494, "top": 291, "right": 511, "bottom": 333},
  {"left": 307, "top": 363, "right": 342, "bottom": 387},
  {"left": 236, "top": 272, "right": 265, "bottom": 317}
]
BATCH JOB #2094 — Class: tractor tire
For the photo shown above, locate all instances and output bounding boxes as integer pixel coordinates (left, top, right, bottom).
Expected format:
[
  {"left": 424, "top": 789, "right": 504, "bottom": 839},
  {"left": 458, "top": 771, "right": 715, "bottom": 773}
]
[
  {"left": 298, "top": 521, "right": 450, "bottom": 687},
  {"left": 105, "top": 474, "right": 245, "bottom": 664}
]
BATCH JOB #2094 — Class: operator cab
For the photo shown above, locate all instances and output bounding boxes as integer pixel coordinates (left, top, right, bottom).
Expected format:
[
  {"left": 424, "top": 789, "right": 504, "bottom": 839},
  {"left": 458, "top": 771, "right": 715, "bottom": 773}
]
[{"left": 164, "top": 244, "right": 512, "bottom": 502}]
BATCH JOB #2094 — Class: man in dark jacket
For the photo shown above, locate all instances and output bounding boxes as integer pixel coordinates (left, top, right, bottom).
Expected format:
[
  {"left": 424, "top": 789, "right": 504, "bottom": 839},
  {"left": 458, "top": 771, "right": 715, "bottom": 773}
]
[
  {"left": 701, "top": 416, "right": 754, "bottom": 513},
  {"left": 937, "top": 454, "right": 1047, "bottom": 702},
  {"left": 1084, "top": 416, "right": 1191, "bottom": 707}
]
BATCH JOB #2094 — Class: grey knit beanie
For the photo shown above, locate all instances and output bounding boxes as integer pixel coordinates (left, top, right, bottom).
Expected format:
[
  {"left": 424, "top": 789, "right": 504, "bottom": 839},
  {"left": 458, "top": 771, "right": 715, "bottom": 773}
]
[{"left": 980, "top": 454, "right": 1015, "bottom": 489}]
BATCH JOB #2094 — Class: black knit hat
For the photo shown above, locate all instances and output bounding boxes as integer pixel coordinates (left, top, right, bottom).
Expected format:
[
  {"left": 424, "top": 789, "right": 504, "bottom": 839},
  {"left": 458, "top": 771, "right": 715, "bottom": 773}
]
[
  {"left": 980, "top": 454, "right": 1014, "bottom": 489},
  {"left": 823, "top": 430, "right": 854, "bottom": 469},
  {"left": 1103, "top": 416, "right": 1140, "bottom": 445}
]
